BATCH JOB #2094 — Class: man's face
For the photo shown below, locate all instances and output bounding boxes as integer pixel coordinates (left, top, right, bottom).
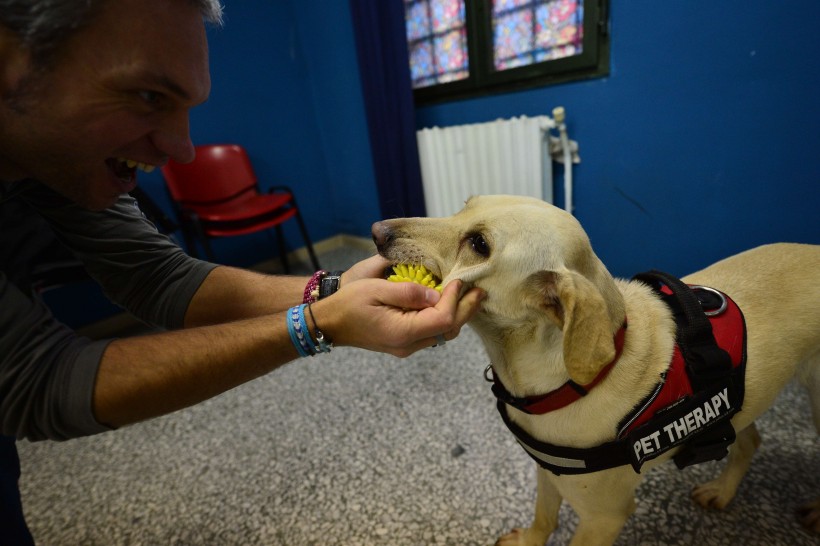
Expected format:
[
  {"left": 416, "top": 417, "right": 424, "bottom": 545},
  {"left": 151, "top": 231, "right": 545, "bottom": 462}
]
[{"left": 0, "top": 0, "right": 211, "bottom": 210}]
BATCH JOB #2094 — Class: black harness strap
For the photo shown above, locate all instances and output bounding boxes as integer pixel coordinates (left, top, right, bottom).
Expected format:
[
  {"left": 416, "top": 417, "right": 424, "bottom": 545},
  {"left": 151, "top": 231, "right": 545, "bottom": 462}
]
[
  {"left": 497, "top": 400, "right": 631, "bottom": 474},
  {"left": 633, "top": 271, "right": 733, "bottom": 392}
]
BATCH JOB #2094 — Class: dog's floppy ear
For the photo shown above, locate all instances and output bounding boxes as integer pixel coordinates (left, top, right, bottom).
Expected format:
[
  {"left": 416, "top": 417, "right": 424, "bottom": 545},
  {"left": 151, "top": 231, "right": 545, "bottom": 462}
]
[{"left": 531, "top": 270, "right": 616, "bottom": 385}]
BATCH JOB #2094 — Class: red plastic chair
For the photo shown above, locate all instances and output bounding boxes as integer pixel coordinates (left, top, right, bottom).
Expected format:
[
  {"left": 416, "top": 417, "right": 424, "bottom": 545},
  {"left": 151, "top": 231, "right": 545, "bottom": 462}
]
[{"left": 161, "top": 144, "right": 320, "bottom": 272}]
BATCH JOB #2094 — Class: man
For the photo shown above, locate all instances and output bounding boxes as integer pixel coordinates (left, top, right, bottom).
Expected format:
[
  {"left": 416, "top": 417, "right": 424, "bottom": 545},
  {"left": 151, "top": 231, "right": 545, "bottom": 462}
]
[{"left": 0, "top": 0, "right": 485, "bottom": 542}]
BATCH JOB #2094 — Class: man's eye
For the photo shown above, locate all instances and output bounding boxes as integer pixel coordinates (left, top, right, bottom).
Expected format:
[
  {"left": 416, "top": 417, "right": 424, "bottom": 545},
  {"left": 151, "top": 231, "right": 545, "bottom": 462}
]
[{"left": 138, "top": 90, "right": 162, "bottom": 104}]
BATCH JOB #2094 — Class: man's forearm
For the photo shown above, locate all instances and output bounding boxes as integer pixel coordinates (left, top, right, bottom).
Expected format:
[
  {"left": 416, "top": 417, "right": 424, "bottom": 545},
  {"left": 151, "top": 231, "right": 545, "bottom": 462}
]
[
  {"left": 93, "top": 311, "right": 298, "bottom": 427},
  {"left": 184, "top": 265, "right": 311, "bottom": 327},
  {"left": 93, "top": 260, "right": 485, "bottom": 429},
  {"left": 96, "top": 265, "right": 319, "bottom": 427}
]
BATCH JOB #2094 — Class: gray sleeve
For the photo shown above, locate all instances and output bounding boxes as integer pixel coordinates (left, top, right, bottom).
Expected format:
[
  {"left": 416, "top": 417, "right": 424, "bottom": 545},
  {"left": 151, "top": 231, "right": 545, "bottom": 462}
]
[
  {"left": 28, "top": 186, "right": 217, "bottom": 329},
  {"left": 0, "top": 272, "right": 112, "bottom": 441},
  {"left": 1, "top": 184, "right": 218, "bottom": 441}
]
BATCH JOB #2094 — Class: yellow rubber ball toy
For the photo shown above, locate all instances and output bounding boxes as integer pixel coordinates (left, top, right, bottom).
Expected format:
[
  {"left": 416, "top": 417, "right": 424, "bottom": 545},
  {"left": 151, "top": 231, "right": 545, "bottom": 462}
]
[{"left": 387, "top": 264, "right": 443, "bottom": 292}]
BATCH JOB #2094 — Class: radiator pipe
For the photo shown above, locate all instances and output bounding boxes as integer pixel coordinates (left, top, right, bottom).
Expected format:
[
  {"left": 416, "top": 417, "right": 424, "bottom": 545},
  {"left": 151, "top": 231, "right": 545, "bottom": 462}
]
[{"left": 552, "top": 106, "right": 573, "bottom": 214}]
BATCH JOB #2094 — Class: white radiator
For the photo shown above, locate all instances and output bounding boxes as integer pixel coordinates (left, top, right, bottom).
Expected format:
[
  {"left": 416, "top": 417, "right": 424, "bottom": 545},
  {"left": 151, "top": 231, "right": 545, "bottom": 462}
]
[{"left": 416, "top": 113, "right": 579, "bottom": 218}]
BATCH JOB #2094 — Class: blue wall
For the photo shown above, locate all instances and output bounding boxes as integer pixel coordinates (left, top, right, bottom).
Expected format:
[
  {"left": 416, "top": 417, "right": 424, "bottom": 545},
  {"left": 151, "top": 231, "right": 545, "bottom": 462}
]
[
  {"left": 417, "top": 1, "right": 820, "bottom": 277},
  {"left": 140, "top": 0, "right": 820, "bottom": 278},
  {"left": 54, "top": 0, "right": 820, "bottom": 326}
]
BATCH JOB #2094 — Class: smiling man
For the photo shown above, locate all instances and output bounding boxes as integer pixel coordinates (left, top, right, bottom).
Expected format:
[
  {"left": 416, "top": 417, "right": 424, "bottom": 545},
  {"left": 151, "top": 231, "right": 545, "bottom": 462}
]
[
  {"left": 1, "top": 0, "right": 211, "bottom": 210},
  {"left": 0, "top": 1, "right": 484, "bottom": 542}
]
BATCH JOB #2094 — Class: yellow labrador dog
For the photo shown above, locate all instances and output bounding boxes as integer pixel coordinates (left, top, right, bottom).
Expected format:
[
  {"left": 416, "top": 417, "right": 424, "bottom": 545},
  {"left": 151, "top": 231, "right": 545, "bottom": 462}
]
[{"left": 372, "top": 195, "right": 820, "bottom": 546}]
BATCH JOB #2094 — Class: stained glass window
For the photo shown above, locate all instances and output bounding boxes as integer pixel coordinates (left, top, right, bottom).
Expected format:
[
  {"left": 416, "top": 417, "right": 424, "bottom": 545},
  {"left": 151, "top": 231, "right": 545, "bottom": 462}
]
[
  {"left": 404, "top": 0, "right": 469, "bottom": 89},
  {"left": 404, "top": 0, "right": 607, "bottom": 102},
  {"left": 492, "top": 0, "right": 583, "bottom": 71}
]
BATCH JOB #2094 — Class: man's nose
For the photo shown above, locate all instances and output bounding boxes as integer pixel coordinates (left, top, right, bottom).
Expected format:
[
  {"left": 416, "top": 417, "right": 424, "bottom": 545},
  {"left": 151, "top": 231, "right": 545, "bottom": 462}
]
[{"left": 152, "top": 111, "right": 196, "bottom": 164}]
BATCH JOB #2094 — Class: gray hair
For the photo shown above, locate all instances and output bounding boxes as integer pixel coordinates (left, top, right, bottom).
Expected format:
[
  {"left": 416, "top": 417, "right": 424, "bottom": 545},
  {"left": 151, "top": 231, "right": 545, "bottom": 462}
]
[{"left": 0, "top": 0, "right": 224, "bottom": 65}]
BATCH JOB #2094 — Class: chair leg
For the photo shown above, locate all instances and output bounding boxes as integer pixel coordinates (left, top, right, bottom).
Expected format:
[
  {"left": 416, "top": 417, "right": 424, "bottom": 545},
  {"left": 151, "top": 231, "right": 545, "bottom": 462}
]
[
  {"left": 293, "top": 208, "right": 321, "bottom": 271},
  {"left": 180, "top": 225, "right": 200, "bottom": 258},
  {"left": 189, "top": 216, "right": 216, "bottom": 262},
  {"left": 201, "top": 237, "right": 216, "bottom": 262},
  {"left": 274, "top": 225, "right": 290, "bottom": 274}
]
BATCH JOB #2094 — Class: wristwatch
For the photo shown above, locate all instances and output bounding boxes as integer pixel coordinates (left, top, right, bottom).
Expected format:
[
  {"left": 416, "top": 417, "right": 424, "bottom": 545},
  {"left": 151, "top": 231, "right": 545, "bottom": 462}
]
[{"left": 318, "top": 270, "right": 344, "bottom": 299}]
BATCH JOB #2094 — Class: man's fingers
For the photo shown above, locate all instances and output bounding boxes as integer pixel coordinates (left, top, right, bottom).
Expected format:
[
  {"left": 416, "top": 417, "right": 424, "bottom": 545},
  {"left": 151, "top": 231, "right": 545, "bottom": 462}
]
[
  {"left": 434, "top": 279, "right": 463, "bottom": 313},
  {"left": 343, "top": 255, "right": 392, "bottom": 284},
  {"left": 363, "top": 278, "right": 486, "bottom": 357},
  {"left": 455, "top": 286, "right": 486, "bottom": 324},
  {"left": 378, "top": 279, "right": 442, "bottom": 310},
  {"left": 406, "top": 280, "right": 469, "bottom": 338},
  {"left": 430, "top": 285, "right": 485, "bottom": 342}
]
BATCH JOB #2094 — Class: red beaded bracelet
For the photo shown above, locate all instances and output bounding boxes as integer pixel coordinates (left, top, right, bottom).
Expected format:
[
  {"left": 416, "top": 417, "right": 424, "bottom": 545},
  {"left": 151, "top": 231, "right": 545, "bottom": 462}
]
[{"left": 303, "top": 270, "right": 327, "bottom": 304}]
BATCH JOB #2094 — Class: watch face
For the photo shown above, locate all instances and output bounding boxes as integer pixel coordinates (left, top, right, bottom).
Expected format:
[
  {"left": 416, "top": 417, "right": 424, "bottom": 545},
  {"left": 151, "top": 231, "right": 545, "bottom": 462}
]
[{"left": 319, "top": 275, "right": 341, "bottom": 298}]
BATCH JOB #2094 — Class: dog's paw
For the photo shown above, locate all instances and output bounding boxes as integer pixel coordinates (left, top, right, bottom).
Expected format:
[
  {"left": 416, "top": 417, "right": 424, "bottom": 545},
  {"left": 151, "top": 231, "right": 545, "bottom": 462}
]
[
  {"left": 797, "top": 497, "right": 820, "bottom": 533},
  {"left": 495, "top": 527, "right": 546, "bottom": 546},
  {"left": 691, "top": 479, "right": 734, "bottom": 510}
]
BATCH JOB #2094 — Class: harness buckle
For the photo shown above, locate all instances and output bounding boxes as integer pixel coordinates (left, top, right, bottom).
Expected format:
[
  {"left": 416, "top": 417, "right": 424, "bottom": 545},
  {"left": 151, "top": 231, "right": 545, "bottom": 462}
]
[
  {"left": 673, "top": 421, "right": 737, "bottom": 469},
  {"left": 483, "top": 364, "right": 494, "bottom": 383},
  {"left": 690, "top": 285, "right": 727, "bottom": 316}
]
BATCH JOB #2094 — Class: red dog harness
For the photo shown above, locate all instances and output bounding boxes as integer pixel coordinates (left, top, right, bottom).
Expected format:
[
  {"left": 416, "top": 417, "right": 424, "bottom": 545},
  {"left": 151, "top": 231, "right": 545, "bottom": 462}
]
[{"left": 492, "top": 270, "right": 747, "bottom": 475}]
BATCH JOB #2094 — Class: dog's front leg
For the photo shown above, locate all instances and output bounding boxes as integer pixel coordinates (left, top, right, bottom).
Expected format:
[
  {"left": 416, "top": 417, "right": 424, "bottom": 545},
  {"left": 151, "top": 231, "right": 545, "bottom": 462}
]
[
  {"left": 560, "top": 469, "right": 640, "bottom": 546},
  {"left": 496, "top": 466, "right": 562, "bottom": 546},
  {"left": 564, "top": 496, "right": 636, "bottom": 546},
  {"left": 568, "top": 509, "right": 634, "bottom": 546},
  {"left": 691, "top": 422, "right": 761, "bottom": 509}
]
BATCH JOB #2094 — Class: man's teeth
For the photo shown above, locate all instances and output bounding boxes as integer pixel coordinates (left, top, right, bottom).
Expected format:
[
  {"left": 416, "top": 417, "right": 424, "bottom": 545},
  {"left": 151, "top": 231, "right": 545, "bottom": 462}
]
[{"left": 117, "top": 157, "right": 155, "bottom": 173}]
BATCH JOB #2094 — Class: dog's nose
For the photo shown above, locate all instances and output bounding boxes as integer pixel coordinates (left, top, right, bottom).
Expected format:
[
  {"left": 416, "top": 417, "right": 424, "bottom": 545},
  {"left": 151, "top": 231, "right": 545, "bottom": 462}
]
[{"left": 371, "top": 221, "right": 394, "bottom": 251}]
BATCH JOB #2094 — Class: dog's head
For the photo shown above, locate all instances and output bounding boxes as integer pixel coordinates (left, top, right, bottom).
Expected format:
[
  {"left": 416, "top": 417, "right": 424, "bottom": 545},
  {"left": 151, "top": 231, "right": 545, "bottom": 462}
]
[{"left": 372, "top": 195, "right": 626, "bottom": 385}]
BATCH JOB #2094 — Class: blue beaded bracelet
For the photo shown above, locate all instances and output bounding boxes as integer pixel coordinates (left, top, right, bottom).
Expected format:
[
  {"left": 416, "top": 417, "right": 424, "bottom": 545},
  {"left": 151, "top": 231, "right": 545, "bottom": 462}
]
[{"left": 287, "top": 305, "right": 314, "bottom": 357}]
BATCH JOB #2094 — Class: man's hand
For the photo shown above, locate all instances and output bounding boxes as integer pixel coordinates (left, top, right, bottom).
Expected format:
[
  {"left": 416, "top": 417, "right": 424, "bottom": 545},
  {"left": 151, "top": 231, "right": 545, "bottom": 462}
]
[
  {"left": 313, "top": 276, "right": 485, "bottom": 357},
  {"left": 340, "top": 254, "right": 391, "bottom": 284}
]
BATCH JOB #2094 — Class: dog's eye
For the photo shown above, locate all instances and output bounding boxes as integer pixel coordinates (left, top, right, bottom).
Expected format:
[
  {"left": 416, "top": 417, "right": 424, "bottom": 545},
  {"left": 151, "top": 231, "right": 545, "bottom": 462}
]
[{"left": 470, "top": 233, "right": 490, "bottom": 257}]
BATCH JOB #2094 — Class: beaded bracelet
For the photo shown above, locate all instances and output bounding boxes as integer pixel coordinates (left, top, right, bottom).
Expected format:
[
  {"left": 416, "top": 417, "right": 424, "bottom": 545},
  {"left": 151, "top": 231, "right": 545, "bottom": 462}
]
[
  {"left": 287, "top": 304, "right": 333, "bottom": 357},
  {"left": 287, "top": 305, "right": 315, "bottom": 357},
  {"left": 303, "top": 269, "right": 346, "bottom": 304},
  {"left": 303, "top": 270, "right": 327, "bottom": 304}
]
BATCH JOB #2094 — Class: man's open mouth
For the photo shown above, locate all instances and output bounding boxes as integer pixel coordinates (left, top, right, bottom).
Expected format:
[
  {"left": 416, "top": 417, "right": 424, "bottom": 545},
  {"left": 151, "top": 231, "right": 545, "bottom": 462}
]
[{"left": 106, "top": 157, "right": 156, "bottom": 182}]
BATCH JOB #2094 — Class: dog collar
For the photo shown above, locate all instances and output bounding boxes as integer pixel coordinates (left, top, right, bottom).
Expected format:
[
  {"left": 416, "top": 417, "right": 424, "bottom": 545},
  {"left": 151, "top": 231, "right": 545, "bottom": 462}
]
[{"left": 486, "top": 321, "right": 628, "bottom": 415}]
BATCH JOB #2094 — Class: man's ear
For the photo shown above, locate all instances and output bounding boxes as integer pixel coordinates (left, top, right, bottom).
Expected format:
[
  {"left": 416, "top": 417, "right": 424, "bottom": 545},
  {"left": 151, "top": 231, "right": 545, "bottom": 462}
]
[{"left": 530, "top": 270, "right": 616, "bottom": 384}]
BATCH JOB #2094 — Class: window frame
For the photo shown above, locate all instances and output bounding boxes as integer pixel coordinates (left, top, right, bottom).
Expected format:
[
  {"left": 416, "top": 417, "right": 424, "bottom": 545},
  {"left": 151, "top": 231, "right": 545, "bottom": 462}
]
[{"left": 411, "top": 0, "right": 610, "bottom": 105}]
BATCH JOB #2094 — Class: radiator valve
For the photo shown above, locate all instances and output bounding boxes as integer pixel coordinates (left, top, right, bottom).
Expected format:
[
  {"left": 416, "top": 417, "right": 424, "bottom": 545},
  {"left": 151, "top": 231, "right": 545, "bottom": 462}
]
[{"left": 552, "top": 106, "right": 566, "bottom": 125}]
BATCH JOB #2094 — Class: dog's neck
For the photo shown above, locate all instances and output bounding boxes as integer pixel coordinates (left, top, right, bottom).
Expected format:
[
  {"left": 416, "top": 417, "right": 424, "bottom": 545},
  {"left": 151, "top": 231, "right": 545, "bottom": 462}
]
[
  {"left": 486, "top": 322, "right": 628, "bottom": 415},
  {"left": 472, "top": 299, "right": 628, "bottom": 400},
  {"left": 473, "top": 318, "right": 572, "bottom": 396}
]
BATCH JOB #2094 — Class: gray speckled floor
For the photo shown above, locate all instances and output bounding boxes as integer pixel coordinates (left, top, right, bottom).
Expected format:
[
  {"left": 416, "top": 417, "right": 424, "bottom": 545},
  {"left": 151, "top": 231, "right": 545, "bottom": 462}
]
[{"left": 17, "top": 247, "right": 820, "bottom": 546}]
